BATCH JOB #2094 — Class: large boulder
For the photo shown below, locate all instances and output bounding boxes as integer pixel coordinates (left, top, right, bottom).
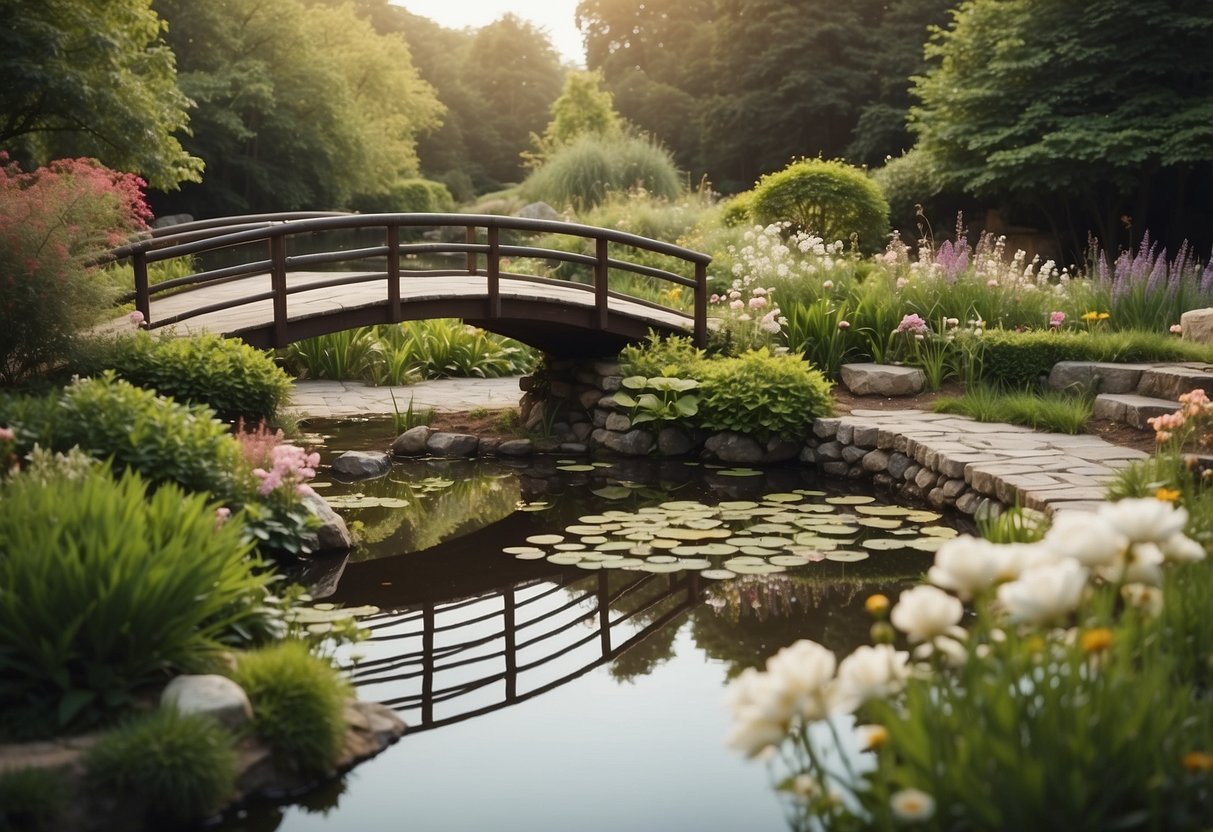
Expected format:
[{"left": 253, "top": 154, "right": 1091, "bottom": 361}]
[
  {"left": 302, "top": 492, "right": 355, "bottom": 555},
  {"left": 515, "top": 201, "right": 561, "bottom": 222},
  {"left": 840, "top": 363, "right": 926, "bottom": 397},
  {"left": 390, "top": 425, "right": 431, "bottom": 456},
  {"left": 331, "top": 451, "right": 391, "bottom": 480},
  {"left": 704, "top": 432, "right": 764, "bottom": 464},
  {"left": 1181, "top": 308, "right": 1213, "bottom": 343},
  {"left": 426, "top": 432, "right": 479, "bottom": 457}
]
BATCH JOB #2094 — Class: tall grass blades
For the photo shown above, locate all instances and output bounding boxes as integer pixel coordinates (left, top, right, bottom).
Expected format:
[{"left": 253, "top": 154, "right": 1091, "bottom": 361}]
[
  {"left": 0, "top": 467, "right": 277, "bottom": 737},
  {"left": 520, "top": 133, "right": 682, "bottom": 212},
  {"left": 933, "top": 386, "right": 1094, "bottom": 434},
  {"left": 283, "top": 327, "right": 382, "bottom": 381}
]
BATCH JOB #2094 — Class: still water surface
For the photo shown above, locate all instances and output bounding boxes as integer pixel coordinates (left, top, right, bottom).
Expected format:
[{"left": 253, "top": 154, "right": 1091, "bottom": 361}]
[{"left": 220, "top": 421, "right": 952, "bottom": 831}]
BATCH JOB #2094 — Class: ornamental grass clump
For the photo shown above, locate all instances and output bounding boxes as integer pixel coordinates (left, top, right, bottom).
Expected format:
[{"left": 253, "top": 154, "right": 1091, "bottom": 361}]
[
  {"left": 0, "top": 465, "right": 279, "bottom": 737},
  {"left": 726, "top": 497, "right": 1213, "bottom": 830}
]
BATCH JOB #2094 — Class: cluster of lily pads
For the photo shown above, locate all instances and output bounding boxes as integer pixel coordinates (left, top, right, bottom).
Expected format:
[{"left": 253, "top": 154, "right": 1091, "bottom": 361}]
[{"left": 503, "top": 491, "right": 955, "bottom": 579}]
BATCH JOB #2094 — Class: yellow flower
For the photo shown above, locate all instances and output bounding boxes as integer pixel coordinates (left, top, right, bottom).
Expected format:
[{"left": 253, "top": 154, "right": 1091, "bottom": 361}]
[
  {"left": 858, "top": 724, "right": 890, "bottom": 751},
  {"left": 865, "top": 593, "right": 890, "bottom": 618},
  {"left": 1155, "top": 487, "right": 1182, "bottom": 503},
  {"left": 1080, "top": 627, "right": 1114, "bottom": 654},
  {"left": 1183, "top": 751, "right": 1213, "bottom": 772},
  {"left": 1081, "top": 311, "right": 1099, "bottom": 321},
  {"left": 1098, "top": 312, "right": 1110, "bottom": 320}
]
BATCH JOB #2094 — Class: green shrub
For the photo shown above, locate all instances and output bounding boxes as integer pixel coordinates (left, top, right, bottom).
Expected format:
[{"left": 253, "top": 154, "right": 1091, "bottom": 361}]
[
  {"left": 84, "top": 707, "right": 237, "bottom": 824},
  {"left": 0, "top": 466, "right": 277, "bottom": 737},
  {"left": 619, "top": 333, "right": 705, "bottom": 379},
  {"left": 348, "top": 177, "right": 455, "bottom": 214},
  {"left": 80, "top": 332, "right": 293, "bottom": 423},
  {"left": 521, "top": 133, "right": 682, "bottom": 211},
  {"left": 0, "top": 767, "right": 64, "bottom": 832},
  {"left": 978, "top": 330, "right": 1213, "bottom": 388},
  {"left": 749, "top": 159, "right": 890, "bottom": 254},
  {"left": 696, "top": 348, "right": 833, "bottom": 441},
  {"left": 232, "top": 641, "right": 349, "bottom": 776}
]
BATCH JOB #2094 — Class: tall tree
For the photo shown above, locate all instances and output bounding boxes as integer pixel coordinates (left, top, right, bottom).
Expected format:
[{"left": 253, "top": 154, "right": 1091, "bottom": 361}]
[
  {"left": 911, "top": 0, "right": 1213, "bottom": 252},
  {"left": 0, "top": 0, "right": 202, "bottom": 189},
  {"left": 151, "top": 0, "right": 441, "bottom": 217}
]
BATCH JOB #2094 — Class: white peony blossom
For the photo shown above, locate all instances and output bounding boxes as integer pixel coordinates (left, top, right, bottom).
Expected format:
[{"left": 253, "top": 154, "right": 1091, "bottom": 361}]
[
  {"left": 890, "top": 585, "right": 964, "bottom": 642},
  {"left": 1159, "top": 531, "right": 1206, "bottom": 563},
  {"left": 765, "top": 639, "right": 837, "bottom": 722},
  {"left": 996, "top": 558, "right": 1087, "bottom": 625},
  {"left": 891, "top": 788, "right": 936, "bottom": 822},
  {"left": 927, "top": 536, "right": 1014, "bottom": 600},
  {"left": 832, "top": 644, "right": 911, "bottom": 713},
  {"left": 724, "top": 667, "right": 792, "bottom": 758},
  {"left": 1041, "top": 510, "right": 1129, "bottom": 568},
  {"left": 1099, "top": 498, "right": 1188, "bottom": 544}
]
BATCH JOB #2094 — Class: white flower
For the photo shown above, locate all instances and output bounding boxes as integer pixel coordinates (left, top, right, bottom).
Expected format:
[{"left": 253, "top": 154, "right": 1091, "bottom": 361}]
[
  {"left": 1097, "top": 542, "right": 1164, "bottom": 586},
  {"left": 790, "top": 773, "right": 822, "bottom": 800},
  {"left": 1159, "top": 531, "right": 1205, "bottom": 563},
  {"left": 1099, "top": 498, "right": 1188, "bottom": 544},
  {"left": 996, "top": 558, "right": 1087, "bottom": 625},
  {"left": 1121, "top": 582, "right": 1164, "bottom": 616},
  {"left": 890, "top": 585, "right": 964, "bottom": 642},
  {"left": 832, "top": 644, "right": 910, "bottom": 713},
  {"left": 927, "top": 536, "right": 1013, "bottom": 600},
  {"left": 891, "top": 788, "right": 936, "bottom": 822},
  {"left": 724, "top": 667, "right": 790, "bottom": 758},
  {"left": 1041, "top": 510, "right": 1128, "bottom": 568},
  {"left": 765, "top": 639, "right": 837, "bottom": 721}
]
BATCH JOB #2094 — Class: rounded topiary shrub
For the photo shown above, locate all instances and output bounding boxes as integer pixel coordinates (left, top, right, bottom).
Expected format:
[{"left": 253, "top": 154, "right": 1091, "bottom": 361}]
[
  {"left": 84, "top": 707, "right": 237, "bottom": 825},
  {"left": 232, "top": 641, "right": 349, "bottom": 776},
  {"left": 521, "top": 133, "right": 682, "bottom": 211},
  {"left": 750, "top": 159, "right": 890, "bottom": 254}
]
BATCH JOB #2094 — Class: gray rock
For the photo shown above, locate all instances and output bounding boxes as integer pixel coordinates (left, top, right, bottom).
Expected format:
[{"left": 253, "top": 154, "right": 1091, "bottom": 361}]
[
  {"left": 813, "top": 418, "right": 840, "bottom": 439},
  {"left": 704, "top": 432, "right": 764, "bottom": 464},
  {"left": 822, "top": 461, "right": 850, "bottom": 477},
  {"left": 842, "top": 445, "right": 868, "bottom": 464},
  {"left": 603, "top": 429, "right": 654, "bottom": 456},
  {"left": 1047, "top": 361, "right": 1148, "bottom": 395},
  {"left": 763, "top": 438, "right": 801, "bottom": 464},
  {"left": 497, "top": 439, "right": 534, "bottom": 457},
  {"left": 942, "top": 478, "right": 968, "bottom": 499},
  {"left": 605, "top": 413, "right": 632, "bottom": 432},
  {"left": 840, "top": 363, "right": 926, "bottom": 397},
  {"left": 477, "top": 437, "right": 503, "bottom": 455},
  {"left": 390, "top": 425, "right": 432, "bottom": 456},
  {"left": 836, "top": 422, "right": 855, "bottom": 445},
  {"left": 914, "top": 467, "right": 938, "bottom": 490},
  {"left": 658, "top": 427, "right": 696, "bottom": 456},
  {"left": 1136, "top": 366, "right": 1213, "bottom": 401},
  {"left": 559, "top": 442, "right": 589, "bottom": 454},
  {"left": 799, "top": 446, "right": 817, "bottom": 464},
  {"left": 927, "top": 487, "right": 950, "bottom": 509},
  {"left": 572, "top": 422, "right": 594, "bottom": 441},
  {"left": 593, "top": 360, "right": 622, "bottom": 377},
  {"left": 426, "top": 432, "right": 480, "bottom": 457},
  {"left": 815, "top": 441, "right": 843, "bottom": 461},
  {"left": 579, "top": 388, "right": 604, "bottom": 410},
  {"left": 853, "top": 425, "right": 881, "bottom": 447},
  {"left": 331, "top": 451, "right": 391, "bottom": 479},
  {"left": 515, "top": 201, "right": 561, "bottom": 221},
  {"left": 955, "top": 491, "right": 983, "bottom": 514},
  {"left": 862, "top": 449, "right": 890, "bottom": 473},
  {"left": 161, "top": 675, "right": 252, "bottom": 731},
  {"left": 886, "top": 452, "right": 913, "bottom": 480},
  {"left": 302, "top": 492, "right": 355, "bottom": 554}
]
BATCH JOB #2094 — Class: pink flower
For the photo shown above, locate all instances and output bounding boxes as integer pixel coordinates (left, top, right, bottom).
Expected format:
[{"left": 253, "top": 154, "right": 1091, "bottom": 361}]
[
  {"left": 748, "top": 296, "right": 768, "bottom": 310},
  {"left": 710, "top": 294, "right": 720, "bottom": 303},
  {"left": 1049, "top": 311, "right": 1066, "bottom": 328},
  {"left": 822, "top": 280, "right": 834, "bottom": 290},
  {"left": 0, "top": 426, "right": 13, "bottom": 442},
  {"left": 730, "top": 299, "right": 744, "bottom": 310},
  {"left": 214, "top": 507, "right": 232, "bottom": 529},
  {"left": 838, "top": 320, "right": 850, "bottom": 330},
  {"left": 128, "top": 310, "right": 145, "bottom": 328},
  {"left": 896, "top": 313, "right": 929, "bottom": 335},
  {"left": 1171, "top": 324, "right": 1184, "bottom": 335},
  {"left": 987, "top": 279, "right": 999, "bottom": 288}
]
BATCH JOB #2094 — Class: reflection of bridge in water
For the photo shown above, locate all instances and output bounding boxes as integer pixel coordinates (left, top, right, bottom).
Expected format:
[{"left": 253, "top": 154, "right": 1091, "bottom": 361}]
[{"left": 344, "top": 570, "right": 700, "bottom": 732}]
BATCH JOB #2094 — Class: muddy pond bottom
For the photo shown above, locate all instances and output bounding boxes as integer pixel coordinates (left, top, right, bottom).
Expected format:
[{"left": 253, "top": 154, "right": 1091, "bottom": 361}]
[{"left": 220, "top": 422, "right": 960, "bottom": 831}]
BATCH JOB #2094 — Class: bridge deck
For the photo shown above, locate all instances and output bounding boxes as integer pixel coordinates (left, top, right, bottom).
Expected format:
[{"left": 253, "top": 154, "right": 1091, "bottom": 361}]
[{"left": 102, "top": 270, "right": 695, "bottom": 355}]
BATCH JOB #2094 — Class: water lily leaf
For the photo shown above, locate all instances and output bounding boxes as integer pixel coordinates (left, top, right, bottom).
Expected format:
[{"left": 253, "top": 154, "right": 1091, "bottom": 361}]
[
  {"left": 723, "top": 556, "right": 766, "bottom": 567},
  {"left": 517, "top": 503, "right": 551, "bottom": 512},
  {"left": 730, "top": 563, "right": 787, "bottom": 575},
  {"left": 701, "top": 569, "right": 737, "bottom": 580},
  {"left": 741, "top": 546, "right": 779, "bottom": 557},
  {"left": 793, "top": 534, "right": 840, "bottom": 550},
  {"left": 576, "top": 561, "right": 604, "bottom": 570},
  {"left": 629, "top": 544, "right": 654, "bottom": 557},
  {"left": 292, "top": 605, "right": 379, "bottom": 624},
  {"left": 640, "top": 562, "right": 685, "bottom": 573},
  {"left": 503, "top": 546, "right": 545, "bottom": 556},
  {"left": 601, "top": 557, "right": 645, "bottom": 569},
  {"left": 650, "top": 538, "right": 679, "bottom": 549},
  {"left": 857, "top": 518, "right": 903, "bottom": 530},
  {"left": 854, "top": 505, "right": 911, "bottom": 516},
  {"left": 698, "top": 542, "right": 740, "bottom": 556},
  {"left": 811, "top": 524, "right": 861, "bottom": 537},
  {"left": 592, "top": 486, "right": 635, "bottom": 500},
  {"left": 921, "top": 526, "right": 959, "bottom": 538},
  {"left": 752, "top": 536, "right": 795, "bottom": 548},
  {"left": 719, "top": 500, "right": 760, "bottom": 510},
  {"left": 825, "top": 495, "right": 877, "bottom": 505},
  {"left": 788, "top": 546, "right": 829, "bottom": 562},
  {"left": 661, "top": 500, "right": 707, "bottom": 511},
  {"left": 548, "top": 554, "right": 584, "bottom": 565},
  {"left": 514, "top": 550, "right": 548, "bottom": 560},
  {"left": 662, "top": 528, "right": 732, "bottom": 541},
  {"left": 579, "top": 515, "right": 614, "bottom": 524},
  {"left": 862, "top": 538, "right": 908, "bottom": 551},
  {"left": 763, "top": 493, "right": 804, "bottom": 503},
  {"left": 769, "top": 555, "right": 811, "bottom": 567},
  {"left": 826, "top": 550, "right": 870, "bottom": 562},
  {"left": 554, "top": 543, "right": 586, "bottom": 551},
  {"left": 565, "top": 525, "right": 606, "bottom": 536},
  {"left": 718, "top": 468, "right": 763, "bottom": 477},
  {"left": 558, "top": 464, "right": 597, "bottom": 472},
  {"left": 905, "top": 510, "right": 943, "bottom": 523},
  {"left": 746, "top": 523, "right": 796, "bottom": 534},
  {"left": 908, "top": 538, "right": 945, "bottom": 552},
  {"left": 526, "top": 534, "right": 565, "bottom": 545},
  {"left": 646, "top": 555, "right": 678, "bottom": 564},
  {"left": 596, "top": 541, "right": 635, "bottom": 552},
  {"left": 795, "top": 489, "right": 827, "bottom": 497},
  {"left": 684, "top": 517, "right": 724, "bottom": 530},
  {"left": 582, "top": 536, "right": 608, "bottom": 545}
]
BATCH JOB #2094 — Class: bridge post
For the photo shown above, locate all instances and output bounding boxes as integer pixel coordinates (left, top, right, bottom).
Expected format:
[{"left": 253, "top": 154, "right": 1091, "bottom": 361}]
[
  {"left": 597, "top": 570, "right": 611, "bottom": 655},
  {"left": 386, "top": 224, "right": 401, "bottom": 322},
  {"left": 270, "top": 234, "right": 288, "bottom": 347},
  {"left": 594, "top": 237, "right": 609, "bottom": 331},
  {"left": 694, "top": 260, "right": 708, "bottom": 348},
  {"left": 465, "top": 225, "right": 477, "bottom": 275},
  {"left": 132, "top": 250, "right": 151, "bottom": 325},
  {"left": 503, "top": 588, "right": 517, "bottom": 701},
  {"left": 486, "top": 225, "right": 501, "bottom": 318}
]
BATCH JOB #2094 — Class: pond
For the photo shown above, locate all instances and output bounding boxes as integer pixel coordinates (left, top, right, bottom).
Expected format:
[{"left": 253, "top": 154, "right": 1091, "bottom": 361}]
[{"left": 220, "top": 420, "right": 960, "bottom": 831}]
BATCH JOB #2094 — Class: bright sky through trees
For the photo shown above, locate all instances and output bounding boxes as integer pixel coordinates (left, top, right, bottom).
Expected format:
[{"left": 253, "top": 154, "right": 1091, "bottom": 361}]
[{"left": 394, "top": 0, "right": 584, "bottom": 64}]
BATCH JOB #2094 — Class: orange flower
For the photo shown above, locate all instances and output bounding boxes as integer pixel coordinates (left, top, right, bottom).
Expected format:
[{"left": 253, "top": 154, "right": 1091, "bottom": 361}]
[
  {"left": 1080, "top": 628, "right": 1114, "bottom": 654},
  {"left": 1183, "top": 751, "right": 1213, "bottom": 772},
  {"left": 1155, "top": 487, "right": 1182, "bottom": 503},
  {"left": 865, "top": 594, "right": 890, "bottom": 618}
]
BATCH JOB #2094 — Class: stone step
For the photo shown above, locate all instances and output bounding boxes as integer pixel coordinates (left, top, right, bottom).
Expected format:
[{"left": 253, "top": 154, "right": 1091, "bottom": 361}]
[
  {"left": 1049, "top": 361, "right": 1213, "bottom": 399},
  {"left": 1091, "top": 393, "right": 1179, "bottom": 430}
]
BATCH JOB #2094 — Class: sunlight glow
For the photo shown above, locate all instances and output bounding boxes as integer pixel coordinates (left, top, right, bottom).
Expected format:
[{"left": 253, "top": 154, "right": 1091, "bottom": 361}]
[{"left": 394, "top": 0, "right": 584, "bottom": 65}]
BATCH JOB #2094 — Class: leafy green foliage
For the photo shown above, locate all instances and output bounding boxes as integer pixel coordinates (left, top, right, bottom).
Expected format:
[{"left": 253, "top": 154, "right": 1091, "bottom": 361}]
[
  {"left": 529, "top": 70, "right": 623, "bottom": 164},
  {"left": 521, "top": 132, "right": 682, "bottom": 212},
  {"left": 0, "top": 0, "right": 201, "bottom": 188},
  {"left": 232, "top": 641, "right": 349, "bottom": 776},
  {"left": 619, "top": 333, "right": 705, "bottom": 378},
  {"left": 749, "top": 159, "right": 890, "bottom": 253},
  {"left": 84, "top": 708, "right": 236, "bottom": 824},
  {"left": 614, "top": 375, "right": 700, "bottom": 425},
  {"left": 80, "top": 332, "right": 293, "bottom": 424},
  {"left": 932, "top": 386, "right": 1094, "bottom": 434},
  {"left": 349, "top": 178, "right": 455, "bottom": 214},
  {"left": 0, "top": 466, "right": 277, "bottom": 737},
  {"left": 696, "top": 349, "right": 833, "bottom": 441}
]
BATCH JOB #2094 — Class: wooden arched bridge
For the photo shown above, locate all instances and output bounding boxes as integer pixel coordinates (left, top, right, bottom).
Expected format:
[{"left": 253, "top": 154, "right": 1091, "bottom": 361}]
[{"left": 105, "top": 212, "right": 711, "bottom": 356}]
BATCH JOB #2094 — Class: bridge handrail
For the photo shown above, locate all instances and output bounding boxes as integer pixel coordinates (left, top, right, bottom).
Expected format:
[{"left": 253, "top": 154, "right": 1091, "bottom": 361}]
[{"left": 106, "top": 212, "right": 711, "bottom": 348}]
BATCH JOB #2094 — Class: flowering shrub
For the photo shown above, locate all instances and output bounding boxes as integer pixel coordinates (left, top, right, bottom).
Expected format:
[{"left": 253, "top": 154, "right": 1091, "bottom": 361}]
[
  {"left": 726, "top": 497, "right": 1212, "bottom": 830},
  {"left": 1147, "top": 388, "right": 1213, "bottom": 448},
  {"left": 0, "top": 155, "right": 150, "bottom": 384},
  {"left": 233, "top": 421, "right": 320, "bottom": 558}
]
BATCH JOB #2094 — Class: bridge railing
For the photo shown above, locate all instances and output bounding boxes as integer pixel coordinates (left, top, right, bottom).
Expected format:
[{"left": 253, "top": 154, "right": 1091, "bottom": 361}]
[
  {"left": 343, "top": 570, "right": 699, "bottom": 731},
  {"left": 105, "top": 212, "right": 711, "bottom": 347}
]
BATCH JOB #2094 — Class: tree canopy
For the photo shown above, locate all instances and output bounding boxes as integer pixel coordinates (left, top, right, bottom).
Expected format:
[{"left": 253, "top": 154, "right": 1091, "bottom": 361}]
[
  {"left": 0, "top": 0, "right": 202, "bottom": 189},
  {"left": 910, "top": 0, "right": 1213, "bottom": 250}
]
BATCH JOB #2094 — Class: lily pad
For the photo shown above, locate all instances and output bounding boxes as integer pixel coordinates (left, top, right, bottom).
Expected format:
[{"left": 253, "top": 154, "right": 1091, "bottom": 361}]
[
  {"left": 526, "top": 534, "right": 565, "bottom": 545},
  {"left": 855, "top": 505, "right": 912, "bottom": 517},
  {"left": 862, "top": 538, "right": 908, "bottom": 551},
  {"left": 908, "top": 538, "right": 945, "bottom": 552},
  {"left": 503, "top": 546, "right": 545, "bottom": 556},
  {"left": 769, "top": 555, "right": 811, "bottom": 567},
  {"left": 558, "top": 464, "right": 597, "bottom": 472},
  {"left": 719, "top": 500, "right": 760, "bottom": 510},
  {"left": 640, "top": 562, "right": 686, "bottom": 573},
  {"left": 718, "top": 468, "right": 763, "bottom": 477},
  {"left": 661, "top": 500, "right": 708, "bottom": 511},
  {"left": 565, "top": 525, "right": 607, "bottom": 536},
  {"left": 575, "top": 561, "right": 604, "bottom": 570},
  {"left": 857, "top": 517, "right": 903, "bottom": 530},
  {"left": 547, "top": 554, "right": 584, "bottom": 565},
  {"left": 825, "top": 495, "right": 877, "bottom": 505},
  {"left": 701, "top": 569, "right": 737, "bottom": 580},
  {"left": 746, "top": 523, "right": 797, "bottom": 534},
  {"left": 513, "top": 551, "right": 548, "bottom": 560},
  {"left": 826, "top": 550, "right": 870, "bottom": 562},
  {"left": 763, "top": 493, "right": 804, "bottom": 503},
  {"left": 920, "top": 526, "right": 959, "bottom": 538},
  {"left": 592, "top": 486, "right": 635, "bottom": 500},
  {"left": 554, "top": 543, "right": 586, "bottom": 551}
]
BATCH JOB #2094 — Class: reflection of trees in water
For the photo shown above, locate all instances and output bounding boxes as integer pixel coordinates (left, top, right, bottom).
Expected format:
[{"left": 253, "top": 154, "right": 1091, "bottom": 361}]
[{"left": 692, "top": 574, "right": 920, "bottom": 679}]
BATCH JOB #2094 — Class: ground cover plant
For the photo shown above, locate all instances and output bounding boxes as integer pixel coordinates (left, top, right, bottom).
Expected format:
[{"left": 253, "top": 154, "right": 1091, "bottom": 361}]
[{"left": 932, "top": 386, "right": 1094, "bottom": 434}]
